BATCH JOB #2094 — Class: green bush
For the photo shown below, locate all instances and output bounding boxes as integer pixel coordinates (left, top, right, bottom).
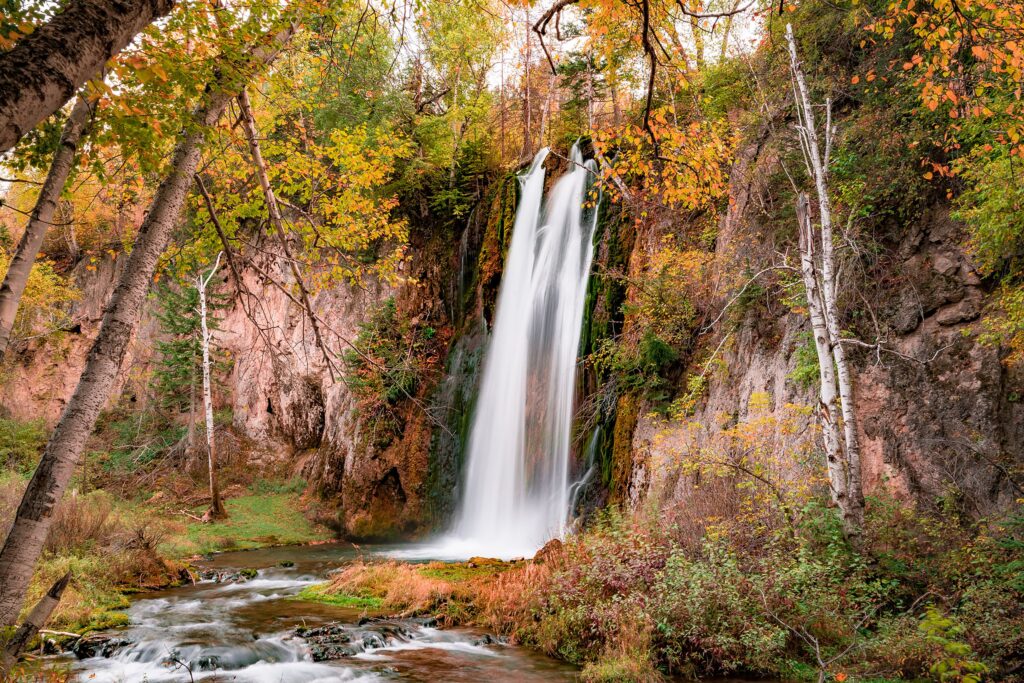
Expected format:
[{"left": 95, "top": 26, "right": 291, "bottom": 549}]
[
  {"left": 0, "top": 417, "right": 47, "bottom": 473},
  {"left": 343, "top": 297, "right": 438, "bottom": 449}
]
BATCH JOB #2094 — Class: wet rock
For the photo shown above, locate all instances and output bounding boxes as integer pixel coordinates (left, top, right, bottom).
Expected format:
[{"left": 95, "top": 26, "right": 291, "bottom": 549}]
[
  {"left": 72, "top": 634, "right": 132, "bottom": 659},
  {"left": 355, "top": 617, "right": 414, "bottom": 640},
  {"left": 360, "top": 632, "right": 388, "bottom": 649},
  {"left": 472, "top": 633, "right": 508, "bottom": 646},
  {"left": 278, "top": 560, "right": 295, "bottom": 567},
  {"left": 295, "top": 623, "right": 349, "bottom": 639},
  {"left": 193, "top": 654, "right": 222, "bottom": 670},
  {"left": 295, "top": 623, "right": 358, "bottom": 661},
  {"left": 298, "top": 619, "right": 417, "bottom": 661},
  {"left": 199, "top": 568, "right": 260, "bottom": 583}
]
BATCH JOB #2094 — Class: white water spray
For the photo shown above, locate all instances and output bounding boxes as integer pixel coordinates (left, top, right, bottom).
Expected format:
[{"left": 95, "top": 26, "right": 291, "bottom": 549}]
[{"left": 432, "top": 144, "right": 599, "bottom": 559}]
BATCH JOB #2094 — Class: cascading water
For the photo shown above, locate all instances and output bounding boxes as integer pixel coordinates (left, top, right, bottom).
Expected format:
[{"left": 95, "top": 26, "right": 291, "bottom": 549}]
[{"left": 438, "top": 143, "right": 599, "bottom": 559}]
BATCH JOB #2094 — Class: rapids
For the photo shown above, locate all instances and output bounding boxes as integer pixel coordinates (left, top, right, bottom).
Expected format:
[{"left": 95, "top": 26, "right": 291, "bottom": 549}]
[{"left": 49, "top": 543, "right": 577, "bottom": 682}]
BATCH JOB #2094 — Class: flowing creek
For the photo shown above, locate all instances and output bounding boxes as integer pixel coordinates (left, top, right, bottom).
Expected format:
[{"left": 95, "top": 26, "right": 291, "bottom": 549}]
[{"left": 47, "top": 543, "right": 578, "bottom": 682}]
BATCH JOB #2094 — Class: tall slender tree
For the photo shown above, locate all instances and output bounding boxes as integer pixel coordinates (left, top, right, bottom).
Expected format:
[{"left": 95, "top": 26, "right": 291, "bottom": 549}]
[
  {"left": 0, "top": 93, "right": 95, "bottom": 357},
  {"left": 0, "top": 20, "right": 297, "bottom": 629},
  {"left": 787, "top": 23, "right": 865, "bottom": 537},
  {"left": 197, "top": 252, "right": 226, "bottom": 520}
]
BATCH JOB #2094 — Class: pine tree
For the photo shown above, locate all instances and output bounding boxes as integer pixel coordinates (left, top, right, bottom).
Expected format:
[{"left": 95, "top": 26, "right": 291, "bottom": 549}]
[
  {"left": 151, "top": 282, "right": 203, "bottom": 416},
  {"left": 150, "top": 279, "right": 227, "bottom": 453}
]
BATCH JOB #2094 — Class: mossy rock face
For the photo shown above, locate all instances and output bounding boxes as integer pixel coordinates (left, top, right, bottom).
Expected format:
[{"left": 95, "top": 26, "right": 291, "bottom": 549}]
[
  {"left": 609, "top": 394, "right": 640, "bottom": 506},
  {"left": 477, "top": 175, "right": 518, "bottom": 326}
]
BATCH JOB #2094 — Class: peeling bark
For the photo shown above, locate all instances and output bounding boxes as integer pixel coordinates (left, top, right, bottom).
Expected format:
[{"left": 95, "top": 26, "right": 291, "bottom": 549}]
[
  {"left": 0, "top": 94, "right": 94, "bottom": 356},
  {"left": 0, "top": 0, "right": 175, "bottom": 153},
  {"left": 787, "top": 23, "right": 865, "bottom": 535}
]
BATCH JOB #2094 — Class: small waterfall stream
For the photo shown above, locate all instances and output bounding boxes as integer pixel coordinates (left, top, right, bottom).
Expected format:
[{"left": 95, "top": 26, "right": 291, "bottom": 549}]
[{"left": 439, "top": 144, "right": 599, "bottom": 559}]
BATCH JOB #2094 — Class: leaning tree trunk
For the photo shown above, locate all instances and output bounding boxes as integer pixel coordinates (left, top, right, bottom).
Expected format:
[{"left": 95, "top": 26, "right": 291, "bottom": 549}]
[
  {"left": 2, "top": 572, "right": 70, "bottom": 662},
  {"left": 197, "top": 253, "right": 225, "bottom": 520},
  {"left": 0, "top": 94, "right": 94, "bottom": 357},
  {"left": 0, "top": 0, "right": 176, "bottom": 153},
  {"left": 0, "top": 23, "right": 296, "bottom": 630}
]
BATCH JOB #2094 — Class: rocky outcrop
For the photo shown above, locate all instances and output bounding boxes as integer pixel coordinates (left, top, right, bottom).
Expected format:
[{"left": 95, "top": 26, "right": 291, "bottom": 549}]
[
  {"left": 0, "top": 219, "right": 466, "bottom": 538},
  {"left": 626, "top": 138, "right": 1024, "bottom": 520}
]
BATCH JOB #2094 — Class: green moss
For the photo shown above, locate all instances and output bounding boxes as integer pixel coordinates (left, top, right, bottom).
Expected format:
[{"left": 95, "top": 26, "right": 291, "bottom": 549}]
[
  {"left": 160, "top": 493, "right": 332, "bottom": 558},
  {"left": 0, "top": 418, "right": 47, "bottom": 474},
  {"left": 81, "top": 610, "right": 131, "bottom": 633},
  {"left": 416, "top": 562, "right": 510, "bottom": 582},
  {"left": 608, "top": 395, "right": 640, "bottom": 505},
  {"left": 292, "top": 583, "right": 384, "bottom": 610},
  {"left": 477, "top": 174, "right": 519, "bottom": 322}
]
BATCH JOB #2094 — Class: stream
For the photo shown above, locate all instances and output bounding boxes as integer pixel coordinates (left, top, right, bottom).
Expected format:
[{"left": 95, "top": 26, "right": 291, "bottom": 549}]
[{"left": 46, "top": 543, "right": 578, "bottom": 682}]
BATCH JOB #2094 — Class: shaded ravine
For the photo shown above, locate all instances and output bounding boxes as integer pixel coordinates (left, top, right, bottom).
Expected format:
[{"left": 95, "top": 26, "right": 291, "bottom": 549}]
[{"left": 46, "top": 543, "right": 577, "bottom": 682}]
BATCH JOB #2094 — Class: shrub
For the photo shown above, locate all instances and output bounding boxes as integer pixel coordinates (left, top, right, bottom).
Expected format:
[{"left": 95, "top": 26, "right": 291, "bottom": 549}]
[
  {"left": 44, "top": 490, "right": 114, "bottom": 555},
  {"left": 0, "top": 418, "right": 47, "bottom": 473},
  {"left": 343, "top": 297, "right": 439, "bottom": 448}
]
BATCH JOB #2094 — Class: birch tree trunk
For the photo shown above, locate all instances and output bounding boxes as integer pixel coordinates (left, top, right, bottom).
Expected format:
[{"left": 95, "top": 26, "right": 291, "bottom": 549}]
[
  {"left": 0, "top": 0, "right": 175, "bottom": 153},
  {"left": 198, "top": 253, "right": 225, "bottom": 520},
  {"left": 0, "top": 23, "right": 296, "bottom": 629},
  {"left": 797, "top": 193, "right": 854, "bottom": 525},
  {"left": 0, "top": 95, "right": 94, "bottom": 357},
  {"left": 786, "top": 23, "right": 864, "bottom": 535}
]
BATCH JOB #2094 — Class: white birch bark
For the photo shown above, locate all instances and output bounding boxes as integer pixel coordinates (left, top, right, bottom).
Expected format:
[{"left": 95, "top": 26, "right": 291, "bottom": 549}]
[
  {"left": 797, "top": 193, "right": 852, "bottom": 522},
  {"left": 198, "top": 252, "right": 225, "bottom": 519},
  {"left": 787, "top": 23, "right": 864, "bottom": 534}
]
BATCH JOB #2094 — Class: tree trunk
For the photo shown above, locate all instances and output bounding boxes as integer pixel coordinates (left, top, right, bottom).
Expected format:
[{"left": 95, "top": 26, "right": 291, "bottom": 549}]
[
  {"left": 198, "top": 253, "right": 225, "bottom": 520},
  {"left": 3, "top": 571, "right": 70, "bottom": 661},
  {"left": 0, "top": 23, "right": 296, "bottom": 629},
  {"left": 797, "top": 193, "right": 854, "bottom": 527},
  {"left": 0, "top": 95, "right": 94, "bottom": 357},
  {"left": 0, "top": 0, "right": 176, "bottom": 153},
  {"left": 787, "top": 23, "right": 864, "bottom": 536}
]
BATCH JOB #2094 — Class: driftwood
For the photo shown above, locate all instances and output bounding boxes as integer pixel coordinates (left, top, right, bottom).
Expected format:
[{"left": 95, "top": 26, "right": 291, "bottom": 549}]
[{"left": 4, "top": 572, "right": 71, "bottom": 659}]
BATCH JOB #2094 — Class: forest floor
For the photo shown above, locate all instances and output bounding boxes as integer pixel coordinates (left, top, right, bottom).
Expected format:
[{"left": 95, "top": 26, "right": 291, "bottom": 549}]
[{"left": 0, "top": 416, "right": 335, "bottom": 640}]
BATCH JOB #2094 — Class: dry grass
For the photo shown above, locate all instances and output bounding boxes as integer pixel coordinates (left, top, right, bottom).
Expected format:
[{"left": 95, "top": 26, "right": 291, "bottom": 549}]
[
  {"left": 45, "top": 490, "right": 114, "bottom": 554},
  {"left": 325, "top": 561, "right": 459, "bottom": 615},
  {"left": 313, "top": 553, "right": 562, "bottom": 632},
  {"left": 471, "top": 556, "right": 560, "bottom": 635}
]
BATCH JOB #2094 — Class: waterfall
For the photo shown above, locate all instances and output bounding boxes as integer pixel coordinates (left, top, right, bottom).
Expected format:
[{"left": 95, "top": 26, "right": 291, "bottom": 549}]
[{"left": 442, "top": 143, "right": 599, "bottom": 559}]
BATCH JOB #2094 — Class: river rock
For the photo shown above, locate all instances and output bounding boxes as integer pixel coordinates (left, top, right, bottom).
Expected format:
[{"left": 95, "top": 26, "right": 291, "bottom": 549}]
[
  {"left": 295, "top": 623, "right": 358, "bottom": 661},
  {"left": 72, "top": 634, "right": 133, "bottom": 659},
  {"left": 472, "top": 633, "right": 508, "bottom": 646}
]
